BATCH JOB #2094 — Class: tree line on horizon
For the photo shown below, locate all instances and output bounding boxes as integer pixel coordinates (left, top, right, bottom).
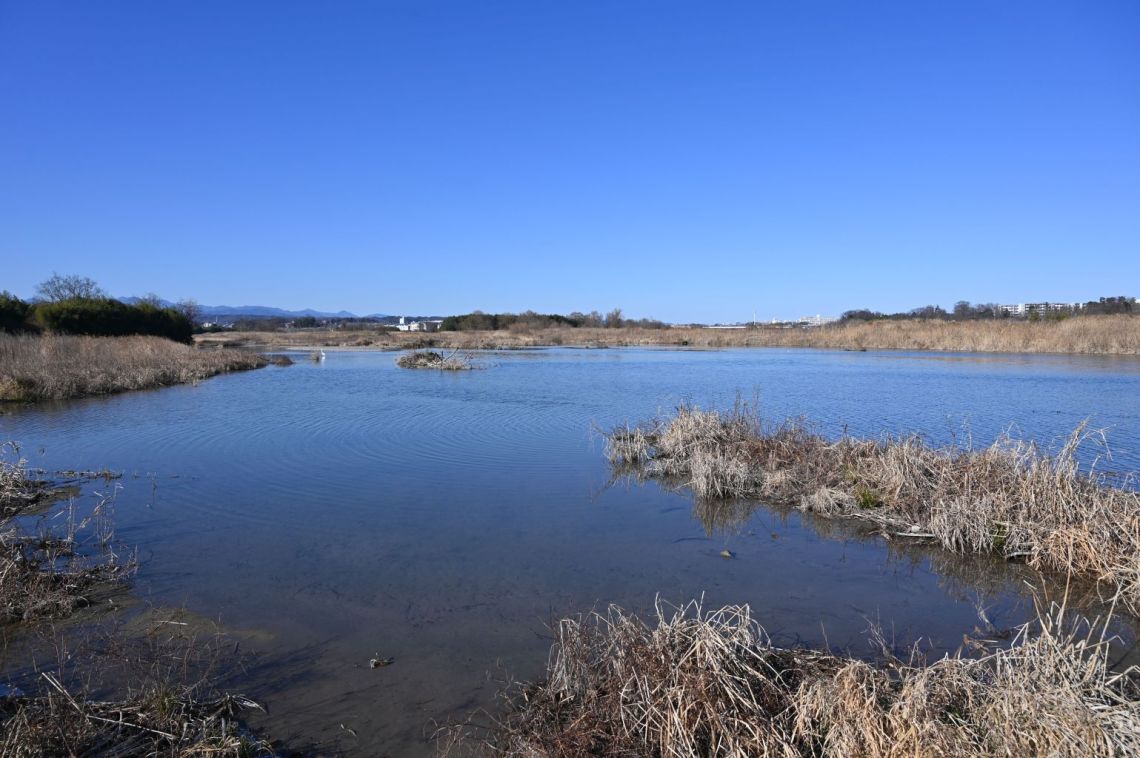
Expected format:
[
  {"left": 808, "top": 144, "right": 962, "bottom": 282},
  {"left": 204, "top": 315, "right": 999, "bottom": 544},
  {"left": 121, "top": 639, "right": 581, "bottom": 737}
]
[
  {"left": 841, "top": 297, "right": 1135, "bottom": 323},
  {"left": 0, "top": 274, "right": 197, "bottom": 343},
  {"left": 440, "top": 309, "right": 668, "bottom": 331}
]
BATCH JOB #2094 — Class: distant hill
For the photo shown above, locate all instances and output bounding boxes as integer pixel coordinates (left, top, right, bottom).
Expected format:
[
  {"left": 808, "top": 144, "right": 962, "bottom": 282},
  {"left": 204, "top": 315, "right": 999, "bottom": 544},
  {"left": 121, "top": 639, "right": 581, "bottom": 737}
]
[{"left": 119, "top": 297, "right": 380, "bottom": 321}]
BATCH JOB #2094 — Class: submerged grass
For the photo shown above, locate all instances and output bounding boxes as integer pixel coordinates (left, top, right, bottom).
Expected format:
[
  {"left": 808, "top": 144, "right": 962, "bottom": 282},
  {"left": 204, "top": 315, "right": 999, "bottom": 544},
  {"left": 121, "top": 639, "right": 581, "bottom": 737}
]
[
  {"left": 0, "top": 444, "right": 135, "bottom": 623},
  {"left": 0, "top": 448, "right": 275, "bottom": 755},
  {"left": 605, "top": 405, "right": 1140, "bottom": 607},
  {"left": 1, "top": 610, "right": 274, "bottom": 757},
  {"left": 0, "top": 334, "right": 268, "bottom": 402},
  {"left": 455, "top": 598, "right": 1139, "bottom": 757}
]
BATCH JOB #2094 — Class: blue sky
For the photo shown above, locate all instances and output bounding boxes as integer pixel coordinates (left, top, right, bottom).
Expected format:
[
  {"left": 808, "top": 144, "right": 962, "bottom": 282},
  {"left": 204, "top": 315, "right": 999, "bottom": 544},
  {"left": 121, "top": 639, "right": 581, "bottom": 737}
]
[{"left": 2, "top": 1, "right": 1137, "bottom": 322}]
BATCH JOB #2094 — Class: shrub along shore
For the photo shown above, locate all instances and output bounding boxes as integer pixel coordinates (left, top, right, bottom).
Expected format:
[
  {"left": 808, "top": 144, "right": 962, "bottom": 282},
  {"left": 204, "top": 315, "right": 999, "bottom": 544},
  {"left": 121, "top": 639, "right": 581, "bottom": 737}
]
[
  {"left": 605, "top": 404, "right": 1140, "bottom": 609},
  {"left": 0, "top": 334, "right": 268, "bottom": 402},
  {"left": 199, "top": 315, "right": 1140, "bottom": 354}
]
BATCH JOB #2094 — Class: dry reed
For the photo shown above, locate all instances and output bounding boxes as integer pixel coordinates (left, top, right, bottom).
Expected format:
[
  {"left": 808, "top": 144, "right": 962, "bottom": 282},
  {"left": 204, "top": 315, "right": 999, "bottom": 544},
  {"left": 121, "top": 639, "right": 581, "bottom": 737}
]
[
  {"left": 454, "top": 598, "right": 1138, "bottom": 757},
  {"left": 198, "top": 315, "right": 1140, "bottom": 355},
  {"left": 605, "top": 405, "right": 1140, "bottom": 607},
  {"left": 0, "top": 334, "right": 268, "bottom": 402}
]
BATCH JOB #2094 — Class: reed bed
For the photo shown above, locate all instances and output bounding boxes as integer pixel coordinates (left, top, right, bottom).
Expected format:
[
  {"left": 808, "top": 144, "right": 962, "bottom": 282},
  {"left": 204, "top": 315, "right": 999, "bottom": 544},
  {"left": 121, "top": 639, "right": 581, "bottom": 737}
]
[
  {"left": 199, "top": 315, "right": 1140, "bottom": 355},
  {"left": 605, "top": 405, "right": 1140, "bottom": 607},
  {"left": 0, "top": 334, "right": 268, "bottom": 402},
  {"left": 457, "top": 598, "right": 1139, "bottom": 757},
  {"left": 396, "top": 349, "right": 474, "bottom": 370}
]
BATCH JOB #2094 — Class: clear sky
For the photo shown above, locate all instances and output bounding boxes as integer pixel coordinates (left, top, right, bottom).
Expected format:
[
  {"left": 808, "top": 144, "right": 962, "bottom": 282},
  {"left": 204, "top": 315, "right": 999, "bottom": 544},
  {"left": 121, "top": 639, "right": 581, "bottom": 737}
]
[{"left": 2, "top": 1, "right": 1137, "bottom": 322}]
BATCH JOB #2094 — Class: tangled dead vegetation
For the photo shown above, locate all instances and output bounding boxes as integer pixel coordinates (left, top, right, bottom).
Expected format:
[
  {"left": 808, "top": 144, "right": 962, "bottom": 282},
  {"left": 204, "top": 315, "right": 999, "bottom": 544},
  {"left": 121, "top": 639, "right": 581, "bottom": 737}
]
[
  {"left": 0, "top": 334, "right": 268, "bottom": 402},
  {"left": 0, "top": 610, "right": 274, "bottom": 757},
  {"left": 449, "top": 598, "right": 1140, "bottom": 757},
  {"left": 0, "top": 677, "right": 270, "bottom": 758},
  {"left": 0, "top": 444, "right": 135, "bottom": 623},
  {"left": 605, "top": 404, "right": 1140, "bottom": 608},
  {"left": 397, "top": 349, "right": 474, "bottom": 370}
]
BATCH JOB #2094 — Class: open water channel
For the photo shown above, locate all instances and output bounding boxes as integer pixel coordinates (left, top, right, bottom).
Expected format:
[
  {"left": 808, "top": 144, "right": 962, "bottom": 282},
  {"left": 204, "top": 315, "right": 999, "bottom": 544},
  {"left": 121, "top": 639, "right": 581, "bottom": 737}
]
[{"left": 3, "top": 347, "right": 1139, "bottom": 754}]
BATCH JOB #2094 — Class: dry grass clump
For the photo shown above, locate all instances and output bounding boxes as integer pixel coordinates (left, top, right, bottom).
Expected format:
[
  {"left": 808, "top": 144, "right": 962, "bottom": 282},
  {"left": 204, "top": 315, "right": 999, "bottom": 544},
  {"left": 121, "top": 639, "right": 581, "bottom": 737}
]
[
  {"left": 605, "top": 405, "right": 1140, "bottom": 606},
  {"left": 457, "top": 599, "right": 1139, "bottom": 757},
  {"left": 0, "top": 445, "right": 134, "bottom": 623},
  {"left": 396, "top": 349, "right": 474, "bottom": 370},
  {"left": 0, "top": 334, "right": 268, "bottom": 402}
]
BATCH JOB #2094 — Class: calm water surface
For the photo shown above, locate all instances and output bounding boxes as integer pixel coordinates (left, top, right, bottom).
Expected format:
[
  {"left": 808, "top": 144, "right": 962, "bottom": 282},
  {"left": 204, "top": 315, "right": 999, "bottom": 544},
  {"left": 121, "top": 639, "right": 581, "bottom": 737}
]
[{"left": 3, "top": 347, "right": 1140, "bottom": 755}]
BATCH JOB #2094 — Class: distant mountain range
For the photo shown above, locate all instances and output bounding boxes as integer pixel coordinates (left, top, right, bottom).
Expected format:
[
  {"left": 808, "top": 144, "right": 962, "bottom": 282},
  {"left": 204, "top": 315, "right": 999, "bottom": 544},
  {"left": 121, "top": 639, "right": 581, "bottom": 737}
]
[{"left": 118, "top": 296, "right": 389, "bottom": 320}]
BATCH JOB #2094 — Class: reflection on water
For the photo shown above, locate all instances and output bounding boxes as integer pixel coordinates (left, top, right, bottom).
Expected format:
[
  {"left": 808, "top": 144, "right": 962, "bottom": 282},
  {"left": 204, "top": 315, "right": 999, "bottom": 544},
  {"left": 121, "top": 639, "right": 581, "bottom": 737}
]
[{"left": 2, "top": 347, "right": 1139, "bottom": 755}]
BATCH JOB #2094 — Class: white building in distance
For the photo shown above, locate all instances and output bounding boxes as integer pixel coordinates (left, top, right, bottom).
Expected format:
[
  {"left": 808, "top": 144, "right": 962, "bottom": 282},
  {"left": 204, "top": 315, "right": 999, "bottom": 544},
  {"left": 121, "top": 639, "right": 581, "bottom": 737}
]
[{"left": 394, "top": 316, "right": 442, "bottom": 332}]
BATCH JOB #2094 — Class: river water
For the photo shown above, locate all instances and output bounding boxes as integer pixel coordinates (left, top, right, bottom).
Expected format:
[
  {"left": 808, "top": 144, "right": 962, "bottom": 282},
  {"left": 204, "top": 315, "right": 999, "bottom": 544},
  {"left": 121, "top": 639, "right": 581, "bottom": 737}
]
[{"left": 3, "top": 347, "right": 1139, "bottom": 754}]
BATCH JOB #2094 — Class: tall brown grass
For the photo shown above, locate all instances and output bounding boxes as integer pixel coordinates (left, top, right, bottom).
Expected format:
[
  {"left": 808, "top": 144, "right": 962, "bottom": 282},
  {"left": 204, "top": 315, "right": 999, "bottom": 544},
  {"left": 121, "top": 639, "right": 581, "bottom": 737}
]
[
  {"left": 454, "top": 598, "right": 1139, "bottom": 757},
  {"left": 198, "top": 315, "right": 1140, "bottom": 355},
  {"left": 605, "top": 405, "right": 1140, "bottom": 609},
  {"left": 0, "top": 334, "right": 268, "bottom": 402}
]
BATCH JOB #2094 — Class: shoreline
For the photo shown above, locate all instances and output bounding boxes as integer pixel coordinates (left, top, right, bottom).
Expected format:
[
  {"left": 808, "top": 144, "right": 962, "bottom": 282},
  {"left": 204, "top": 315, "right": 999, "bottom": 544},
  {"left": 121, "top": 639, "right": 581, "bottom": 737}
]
[{"left": 196, "top": 315, "right": 1140, "bottom": 356}]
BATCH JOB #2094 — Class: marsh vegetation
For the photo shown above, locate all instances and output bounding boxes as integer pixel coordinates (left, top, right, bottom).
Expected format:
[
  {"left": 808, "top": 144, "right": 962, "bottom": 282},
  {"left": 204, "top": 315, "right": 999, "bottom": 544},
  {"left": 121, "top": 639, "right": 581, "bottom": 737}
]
[
  {"left": 0, "top": 446, "right": 274, "bottom": 756},
  {"left": 452, "top": 599, "right": 1140, "bottom": 757},
  {"left": 396, "top": 349, "right": 474, "bottom": 370},
  {"left": 199, "top": 314, "right": 1140, "bottom": 355},
  {"left": 0, "top": 444, "right": 133, "bottom": 623},
  {"left": 0, "top": 334, "right": 268, "bottom": 402},
  {"left": 605, "top": 404, "right": 1140, "bottom": 608},
  {"left": 0, "top": 609, "right": 274, "bottom": 758}
]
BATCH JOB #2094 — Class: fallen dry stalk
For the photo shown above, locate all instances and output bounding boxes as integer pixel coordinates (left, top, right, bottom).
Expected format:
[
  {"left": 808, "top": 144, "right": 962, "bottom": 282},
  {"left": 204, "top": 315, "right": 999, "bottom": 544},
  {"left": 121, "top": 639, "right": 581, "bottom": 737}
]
[
  {"left": 605, "top": 405, "right": 1140, "bottom": 607},
  {"left": 456, "top": 598, "right": 1139, "bottom": 757}
]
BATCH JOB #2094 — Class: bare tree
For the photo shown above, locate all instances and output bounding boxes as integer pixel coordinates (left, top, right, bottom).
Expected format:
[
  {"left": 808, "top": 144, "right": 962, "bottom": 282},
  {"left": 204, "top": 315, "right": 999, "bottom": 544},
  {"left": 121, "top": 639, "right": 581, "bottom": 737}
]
[
  {"left": 605, "top": 308, "right": 624, "bottom": 328},
  {"left": 176, "top": 298, "right": 201, "bottom": 325},
  {"left": 36, "top": 273, "right": 106, "bottom": 302}
]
